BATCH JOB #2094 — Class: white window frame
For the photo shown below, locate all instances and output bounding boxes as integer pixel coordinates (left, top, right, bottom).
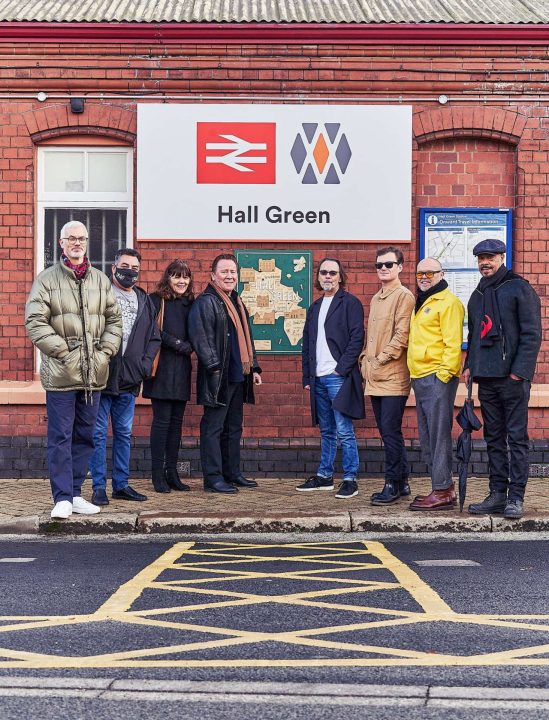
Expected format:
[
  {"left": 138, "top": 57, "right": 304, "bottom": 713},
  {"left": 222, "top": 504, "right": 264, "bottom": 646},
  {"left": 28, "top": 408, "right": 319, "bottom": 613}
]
[{"left": 36, "top": 146, "right": 134, "bottom": 274}]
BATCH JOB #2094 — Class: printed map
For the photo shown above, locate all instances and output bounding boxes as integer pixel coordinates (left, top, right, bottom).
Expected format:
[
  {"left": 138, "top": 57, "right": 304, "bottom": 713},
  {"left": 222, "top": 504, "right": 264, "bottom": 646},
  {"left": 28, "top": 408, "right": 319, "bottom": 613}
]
[{"left": 236, "top": 250, "right": 312, "bottom": 354}]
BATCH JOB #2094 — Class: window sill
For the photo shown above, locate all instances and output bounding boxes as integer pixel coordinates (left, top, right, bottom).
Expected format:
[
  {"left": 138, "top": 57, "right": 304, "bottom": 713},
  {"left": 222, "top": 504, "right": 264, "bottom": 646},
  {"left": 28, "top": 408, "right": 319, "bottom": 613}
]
[{"left": 2, "top": 381, "right": 549, "bottom": 407}]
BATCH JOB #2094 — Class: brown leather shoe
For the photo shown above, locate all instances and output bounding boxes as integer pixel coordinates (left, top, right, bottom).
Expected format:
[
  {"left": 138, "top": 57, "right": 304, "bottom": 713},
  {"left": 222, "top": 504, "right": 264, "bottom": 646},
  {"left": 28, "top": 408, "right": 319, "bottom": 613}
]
[
  {"left": 409, "top": 486, "right": 456, "bottom": 511},
  {"left": 413, "top": 484, "right": 456, "bottom": 504}
]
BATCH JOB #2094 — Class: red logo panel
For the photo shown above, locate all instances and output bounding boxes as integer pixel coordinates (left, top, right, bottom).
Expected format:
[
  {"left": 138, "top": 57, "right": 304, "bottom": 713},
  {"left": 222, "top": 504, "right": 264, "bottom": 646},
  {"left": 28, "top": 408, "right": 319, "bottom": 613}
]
[{"left": 197, "top": 122, "right": 276, "bottom": 184}]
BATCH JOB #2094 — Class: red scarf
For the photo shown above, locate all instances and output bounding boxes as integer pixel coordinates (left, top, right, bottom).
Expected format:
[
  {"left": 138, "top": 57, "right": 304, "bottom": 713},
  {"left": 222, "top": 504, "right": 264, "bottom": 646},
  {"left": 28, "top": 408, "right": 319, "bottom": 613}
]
[{"left": 62, "top": 253, "right": 89, "bottom": 280}]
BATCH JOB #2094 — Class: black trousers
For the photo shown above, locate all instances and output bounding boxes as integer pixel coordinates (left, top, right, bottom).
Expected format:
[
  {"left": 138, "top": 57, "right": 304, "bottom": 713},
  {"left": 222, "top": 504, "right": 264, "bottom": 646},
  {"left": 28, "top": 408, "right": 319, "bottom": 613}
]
[
  {"left": 370, "top": 395, "right": 409, "bottom": 483},
  {"left": 200, "top": 382, "right": 244, "bottom": 485},
  {"left": 478, "top": 376, "right": 531, "bottom": 502},
  {"left": 150, "top": 399, "right": 187, "bottom": 473}
]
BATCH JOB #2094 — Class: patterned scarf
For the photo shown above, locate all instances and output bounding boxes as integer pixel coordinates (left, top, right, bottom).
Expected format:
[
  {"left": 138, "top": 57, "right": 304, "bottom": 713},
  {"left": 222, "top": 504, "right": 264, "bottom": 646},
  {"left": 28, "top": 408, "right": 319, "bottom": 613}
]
[
  {"left": 477, "top": 264, "right": 520, "bottom": 347},
  {"left": 210, "top": 283, "right": 253, "bottom": 375},
  {"left": 62, "top": 253, "right": 89, "bottom": 280}
]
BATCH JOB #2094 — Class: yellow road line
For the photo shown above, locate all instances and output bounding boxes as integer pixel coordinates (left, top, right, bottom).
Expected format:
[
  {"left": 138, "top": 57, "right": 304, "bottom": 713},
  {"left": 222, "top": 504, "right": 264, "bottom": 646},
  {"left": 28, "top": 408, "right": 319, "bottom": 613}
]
[
  {"left": 152, "top": 574, "right": 397, "bottom": 588},
  {"left": 0, "top": 540, "right": 547, "bottom": 670},
  {"left": 364, "top": 541, "right": 454, "bottom": 616},
  {"left": 94, "top": 542, "right": 194, "bottom": 617},
  {"left": 175, "top": 557, "right": 380, "bottom": 568},
  {"left": 169, "top": 563, "right": 384, "bottom": 578},
  {"left": 3, "top": 656, "right": 548, "bottom": 669}
]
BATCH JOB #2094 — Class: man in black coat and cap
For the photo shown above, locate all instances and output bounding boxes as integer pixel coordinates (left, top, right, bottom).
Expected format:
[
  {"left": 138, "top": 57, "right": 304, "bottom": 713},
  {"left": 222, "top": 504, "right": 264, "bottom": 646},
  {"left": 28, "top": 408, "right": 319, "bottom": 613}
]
[{"left": 464, "top": 238, "right": 541, "bottom": 519}]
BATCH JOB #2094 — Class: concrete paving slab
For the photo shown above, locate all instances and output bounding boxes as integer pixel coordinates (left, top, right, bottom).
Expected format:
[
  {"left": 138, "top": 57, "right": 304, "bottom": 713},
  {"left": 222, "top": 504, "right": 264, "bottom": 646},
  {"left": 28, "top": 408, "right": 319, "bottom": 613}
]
[
  {"left": 0, "top": 514, "right": 39, "bottom": 534},
  {"left": 491, "top": 516, "right": 549, "bottom": 531},
  {"left": 350, "top": 511, "right": 491, "bottom": 533},
  {"left": 137, "top": 511, "right": 351, "bottom": 534},
  {"left": 1, "top": 476, "right": 549, "bottom": 534},
  {"left": 39, "top": 512, "right": 138, "bottom": 534}
]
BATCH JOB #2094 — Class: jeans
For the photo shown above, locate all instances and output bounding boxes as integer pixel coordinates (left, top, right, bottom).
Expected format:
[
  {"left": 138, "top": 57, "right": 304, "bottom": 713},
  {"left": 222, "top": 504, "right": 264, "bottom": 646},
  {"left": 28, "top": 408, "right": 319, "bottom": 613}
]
[
  {"left": 200, "top": 382, "right": 244, "bottom": 485},
  {"left": 150, "top": 399, "right": 187, "bottom": 473},
  {"left": 412, "top": 373, "right": 458, "bottom": 490},
  {"left": 478, "top": 376, "right": 531, "bottom": 502},
  {"left": 89, "top": 392, "right": 136, "bottom": 493},
  {"left": 46, "top": 390, "right": 100, "bottom": 503},
  {"left": 370, "top": 395, "right": 409, "bottom": 483},
  {"left": 315, "top": 373, "right": 359, "bottom": 481}
]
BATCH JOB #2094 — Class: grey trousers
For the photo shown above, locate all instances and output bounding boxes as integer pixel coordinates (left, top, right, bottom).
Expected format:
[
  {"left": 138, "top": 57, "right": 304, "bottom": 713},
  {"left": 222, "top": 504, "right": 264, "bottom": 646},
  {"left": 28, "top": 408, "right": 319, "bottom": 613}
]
[{"left": 412, "top": 373, "right": 458, "bottom": 491}]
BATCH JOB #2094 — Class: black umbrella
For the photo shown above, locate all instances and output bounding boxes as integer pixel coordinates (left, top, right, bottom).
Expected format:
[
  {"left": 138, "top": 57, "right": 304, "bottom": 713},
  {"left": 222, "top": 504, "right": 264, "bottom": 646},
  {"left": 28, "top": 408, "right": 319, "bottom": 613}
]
[{"left": 455, "top": 382, "right": 483, "bottom": 512}]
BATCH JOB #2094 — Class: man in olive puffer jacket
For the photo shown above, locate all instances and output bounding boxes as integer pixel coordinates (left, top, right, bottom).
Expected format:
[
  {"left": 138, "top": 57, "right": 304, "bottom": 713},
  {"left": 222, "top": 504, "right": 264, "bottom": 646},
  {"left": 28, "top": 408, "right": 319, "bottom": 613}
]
[{"left": 25, "top": 220, "right": 122, "bottom": 520}]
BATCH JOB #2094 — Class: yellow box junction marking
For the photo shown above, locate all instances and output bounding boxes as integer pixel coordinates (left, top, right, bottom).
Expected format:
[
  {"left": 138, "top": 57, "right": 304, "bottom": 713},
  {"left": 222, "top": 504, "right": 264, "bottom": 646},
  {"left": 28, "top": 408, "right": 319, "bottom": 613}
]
[{"left": 0, "top": 540, "right": 548, "bottom": 668}]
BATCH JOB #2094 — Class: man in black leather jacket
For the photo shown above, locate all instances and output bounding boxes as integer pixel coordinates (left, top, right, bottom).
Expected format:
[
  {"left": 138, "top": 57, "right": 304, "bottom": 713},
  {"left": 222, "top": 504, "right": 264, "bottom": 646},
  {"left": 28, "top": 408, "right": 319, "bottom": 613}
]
[
  {"left": 464, "top": 238, "right": 541, "bottom": 520},
  {"left": 188, "top": 254, "right": 262, "bottom": 494}
]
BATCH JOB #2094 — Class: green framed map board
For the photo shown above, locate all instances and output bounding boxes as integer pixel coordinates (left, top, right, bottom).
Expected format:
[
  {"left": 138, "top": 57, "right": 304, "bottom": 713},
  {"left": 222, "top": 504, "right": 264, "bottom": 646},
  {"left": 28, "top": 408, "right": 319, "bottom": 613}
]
[{"left": 236, "top": 250, "right": 312, "bottom": 354}]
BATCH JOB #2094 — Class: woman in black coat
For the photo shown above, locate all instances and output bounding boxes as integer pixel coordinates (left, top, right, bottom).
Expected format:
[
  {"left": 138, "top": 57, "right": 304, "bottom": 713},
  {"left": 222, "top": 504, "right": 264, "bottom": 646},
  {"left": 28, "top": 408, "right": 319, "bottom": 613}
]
[{"left": 142, "top": 260, "right": 194, "bottom": 493}]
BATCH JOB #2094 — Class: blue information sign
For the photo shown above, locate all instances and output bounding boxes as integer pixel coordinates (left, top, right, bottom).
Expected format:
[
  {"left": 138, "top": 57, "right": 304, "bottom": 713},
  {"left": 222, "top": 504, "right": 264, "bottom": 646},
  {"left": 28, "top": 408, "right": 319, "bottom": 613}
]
[{"left": 419, "top": 207, "right": 513, "bottom": 345}]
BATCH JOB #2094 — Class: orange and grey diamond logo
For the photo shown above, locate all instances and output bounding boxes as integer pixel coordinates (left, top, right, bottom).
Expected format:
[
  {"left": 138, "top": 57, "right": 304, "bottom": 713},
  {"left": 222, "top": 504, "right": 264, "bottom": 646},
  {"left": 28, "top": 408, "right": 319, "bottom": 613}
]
[{"left": 290, "top": 123, "right": 352, "bottom": 184}]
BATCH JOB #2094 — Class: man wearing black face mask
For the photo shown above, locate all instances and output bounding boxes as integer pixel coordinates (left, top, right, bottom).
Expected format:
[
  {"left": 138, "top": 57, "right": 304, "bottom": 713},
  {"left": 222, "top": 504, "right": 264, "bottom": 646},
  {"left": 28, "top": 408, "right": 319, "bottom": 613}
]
[{"left": 89, "top": 248, "right": 161, "bottom": 505}]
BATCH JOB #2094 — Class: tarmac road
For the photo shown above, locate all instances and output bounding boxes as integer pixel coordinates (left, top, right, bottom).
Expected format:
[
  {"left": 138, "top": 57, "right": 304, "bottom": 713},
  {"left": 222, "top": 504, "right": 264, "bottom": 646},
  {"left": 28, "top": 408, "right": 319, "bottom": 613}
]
[{"left": 0, "top": 533, "right": 547, "bottom": 719}]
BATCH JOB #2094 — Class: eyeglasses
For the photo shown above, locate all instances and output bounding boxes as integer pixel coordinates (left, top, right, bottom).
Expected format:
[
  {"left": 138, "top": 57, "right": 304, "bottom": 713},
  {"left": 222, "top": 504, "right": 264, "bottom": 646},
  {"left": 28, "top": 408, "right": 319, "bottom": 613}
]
[
  {"left": 62, "top": 236, "right": 88, "bottom": 244},
  {"left": 375, "top": 261, "right": 397, "bottom": 270},
  {"left": 416, "top": 270, "right": 442, "bottom": 279},
  {"left": 319, "top": 270, "right": 338, "bottom": 277}
]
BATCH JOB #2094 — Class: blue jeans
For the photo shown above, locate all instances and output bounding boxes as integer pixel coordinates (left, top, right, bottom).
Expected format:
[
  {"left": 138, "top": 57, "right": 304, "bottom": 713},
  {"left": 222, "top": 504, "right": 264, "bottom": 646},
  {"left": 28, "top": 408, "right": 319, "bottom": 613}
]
[
  {"left": 314, "top": 373, "right": 359, "bottom": 481},
  {"left": 89, "top": 392, "right": 136, "bottom": 493},
  {"left": 46, "top": 390, "right": 100, "bottom": 503}
]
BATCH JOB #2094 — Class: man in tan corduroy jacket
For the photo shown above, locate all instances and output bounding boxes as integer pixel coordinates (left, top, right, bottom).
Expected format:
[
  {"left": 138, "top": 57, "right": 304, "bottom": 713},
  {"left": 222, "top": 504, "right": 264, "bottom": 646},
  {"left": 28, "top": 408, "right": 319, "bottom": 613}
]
[{"left": 360, "top": 246, "right": 415, "bottom": 506}]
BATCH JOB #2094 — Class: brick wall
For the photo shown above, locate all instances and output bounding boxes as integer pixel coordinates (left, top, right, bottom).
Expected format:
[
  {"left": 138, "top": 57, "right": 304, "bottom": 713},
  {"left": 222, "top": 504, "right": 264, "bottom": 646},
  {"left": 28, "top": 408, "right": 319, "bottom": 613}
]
[{"left": 2, "top": 39, "right": 549, "bottom": 451}]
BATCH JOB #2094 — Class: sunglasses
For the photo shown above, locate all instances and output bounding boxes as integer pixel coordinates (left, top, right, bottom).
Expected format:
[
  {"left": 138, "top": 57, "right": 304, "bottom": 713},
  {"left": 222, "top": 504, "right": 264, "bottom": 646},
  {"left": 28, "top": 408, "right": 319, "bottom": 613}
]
[
  {"left": 416, "top": 270, "right": 441, "bottom": 279},
  {"left": 319, "top": 269, "right": 338, "bottom": 277},
  {"left": 375, "top": 261, "right": 397, "bottom": 270}
]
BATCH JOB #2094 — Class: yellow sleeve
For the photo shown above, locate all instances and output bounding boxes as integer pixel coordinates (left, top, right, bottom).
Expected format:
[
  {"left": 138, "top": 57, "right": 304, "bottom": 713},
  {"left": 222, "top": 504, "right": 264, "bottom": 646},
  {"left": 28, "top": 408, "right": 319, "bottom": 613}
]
[{"left": 436, "top": 296, "right": 465, "bottom": 383}]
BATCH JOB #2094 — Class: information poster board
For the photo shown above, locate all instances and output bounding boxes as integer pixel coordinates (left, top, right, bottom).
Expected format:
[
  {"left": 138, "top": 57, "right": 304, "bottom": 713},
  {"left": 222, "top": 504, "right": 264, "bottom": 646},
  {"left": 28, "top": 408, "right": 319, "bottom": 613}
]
[
  {"left": 419, "top": 208, "right": 513, "bottom": 344},
  {"left": 236, "top": 250, "right": 312, "bottom": 354}
]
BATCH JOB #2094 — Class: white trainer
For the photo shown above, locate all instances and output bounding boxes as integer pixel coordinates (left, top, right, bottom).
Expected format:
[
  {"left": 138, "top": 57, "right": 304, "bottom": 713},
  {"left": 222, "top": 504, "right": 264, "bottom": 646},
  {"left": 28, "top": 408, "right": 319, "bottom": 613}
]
[
  {"left": 72, "top": 496, "right": 100, "bottom": 515},
  {"left": 50, "top": 500, "right": 73, "bottom": 519}
]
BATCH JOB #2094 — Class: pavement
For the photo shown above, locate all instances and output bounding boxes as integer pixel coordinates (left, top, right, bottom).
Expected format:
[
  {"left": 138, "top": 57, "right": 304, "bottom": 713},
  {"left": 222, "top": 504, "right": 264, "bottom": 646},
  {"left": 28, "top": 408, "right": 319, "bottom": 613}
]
[{"left": 1, "top": 476, "right": 549, "bottom": 534}]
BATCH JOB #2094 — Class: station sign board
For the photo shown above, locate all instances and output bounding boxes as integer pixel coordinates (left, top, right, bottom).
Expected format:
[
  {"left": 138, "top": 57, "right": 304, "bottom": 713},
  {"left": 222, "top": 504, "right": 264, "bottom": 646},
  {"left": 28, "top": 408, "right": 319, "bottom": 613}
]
[{"left": 137, "top": 104, "right": 412, "bottom": 243}]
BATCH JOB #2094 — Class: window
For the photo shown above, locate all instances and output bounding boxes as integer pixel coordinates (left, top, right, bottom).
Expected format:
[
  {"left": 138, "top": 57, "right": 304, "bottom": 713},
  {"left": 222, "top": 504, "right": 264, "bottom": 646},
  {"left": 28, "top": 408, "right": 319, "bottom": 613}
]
[{"left": 37, "top": 146, "right": 133, "bottom": 275}]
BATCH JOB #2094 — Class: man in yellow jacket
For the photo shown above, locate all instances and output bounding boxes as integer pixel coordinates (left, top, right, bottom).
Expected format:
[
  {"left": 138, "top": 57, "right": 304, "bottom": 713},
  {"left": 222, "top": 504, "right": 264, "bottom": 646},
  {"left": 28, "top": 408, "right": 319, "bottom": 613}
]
[{"left": 407, "top": 257, "right": 464, "bottom": 511}]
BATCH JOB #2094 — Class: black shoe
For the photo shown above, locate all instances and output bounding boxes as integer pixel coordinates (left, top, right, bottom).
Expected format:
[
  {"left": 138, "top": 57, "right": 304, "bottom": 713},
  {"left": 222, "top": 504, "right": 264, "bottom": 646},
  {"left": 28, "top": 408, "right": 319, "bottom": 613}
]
[
  {"left": 112, "top": 485, "right": 148, "bottom": 502},
  {"left": 399, "top": 478, "right": 411, "bottom": 497},
  {"left": 152, "top": 469, "right": 171, "bottom": 494},
  {"left": 335, "top": 481, "right": 358, "bottom": 499},
  {"left": 503, "top": 499, "right": 524, "bottom": 519},
  {"left": 371, "top": 481, "right": 400, "bottom": 505},
  {"left": 165, "top": 468, "right": 190, "bottom": 492},
  {"left": 468, "top": 491, "right": 507, "bottom": 515},
  {"left": 91, "top": 489, "right": 109, "bottom": 506},
  {"left": 204, "top": 479, "right": 239, "bottom": 494},
  {"left": 228, "top": 476, "right": 258, "bottom": 488},
  {"left": 296, "top": 475, "right": 334, "bottom": 492}
]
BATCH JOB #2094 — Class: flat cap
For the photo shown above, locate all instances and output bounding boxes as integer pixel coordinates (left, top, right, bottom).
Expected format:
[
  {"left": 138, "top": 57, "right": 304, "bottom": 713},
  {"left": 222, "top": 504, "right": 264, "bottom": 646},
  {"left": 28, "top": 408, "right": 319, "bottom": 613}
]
[{"left": 472, "top": 238, "right": 506, "bottom": 256}]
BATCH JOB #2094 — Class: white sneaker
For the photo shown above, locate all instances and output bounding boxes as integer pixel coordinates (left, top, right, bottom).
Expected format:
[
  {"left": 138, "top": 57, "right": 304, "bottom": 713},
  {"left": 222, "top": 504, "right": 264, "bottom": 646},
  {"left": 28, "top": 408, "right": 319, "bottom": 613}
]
[
  {"left": 72, "top": 496, "right": 100, "bottom": 515},
  {"left": 50, "top": 500, "right": 73, "bottom": 519}
]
